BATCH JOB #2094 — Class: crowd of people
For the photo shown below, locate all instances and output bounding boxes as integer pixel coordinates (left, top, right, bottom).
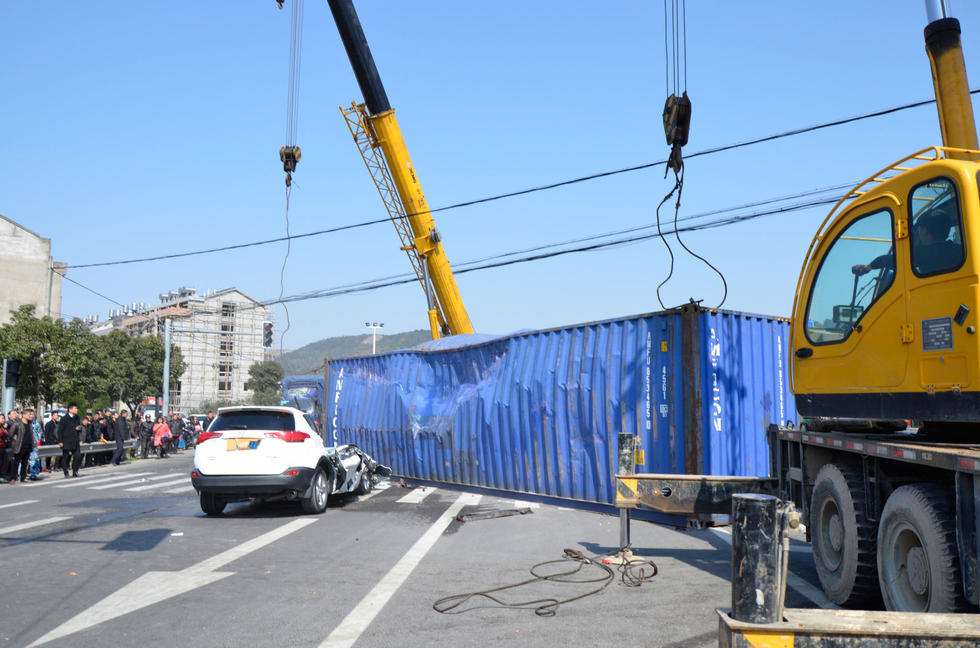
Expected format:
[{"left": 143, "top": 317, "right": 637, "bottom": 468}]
[{"left": 0, "top": 406, "right": 216, "bottom": 483}]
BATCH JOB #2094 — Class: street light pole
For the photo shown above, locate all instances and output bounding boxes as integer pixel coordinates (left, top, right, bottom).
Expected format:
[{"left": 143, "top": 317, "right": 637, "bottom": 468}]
[{"left": 365, "top": 322, "right": 384, "bottom": 355}]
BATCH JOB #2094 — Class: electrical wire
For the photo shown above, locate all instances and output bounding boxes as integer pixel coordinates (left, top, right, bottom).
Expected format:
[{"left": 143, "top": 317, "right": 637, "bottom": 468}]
[
  {"left": 50, "top": 267, "right": 125, "bottom": 308},
  {"left": 62, "top": 92, "right": 977, "bottom": 271},
  {"left": 669, "top": 166, "right": 728, "bottom": 308},
  {"left": 654, "top": 175, "right": 681, "bottom": 309},
  {"left": 260, "top": 193, "right": 839, "bottom": 309}
]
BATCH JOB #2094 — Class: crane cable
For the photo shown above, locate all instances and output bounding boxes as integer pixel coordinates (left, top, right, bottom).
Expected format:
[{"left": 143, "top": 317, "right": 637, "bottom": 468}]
[
  {"left": 656, "top": 0, "right": 727, "bottom": 310},
  {"left": 278, "top": 0, "right": 305, "bottom": 372}
]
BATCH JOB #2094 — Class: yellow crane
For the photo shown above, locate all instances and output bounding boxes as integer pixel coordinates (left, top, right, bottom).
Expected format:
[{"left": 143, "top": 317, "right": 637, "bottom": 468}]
[
  {"left": 790, "top": 13, "right": 980, "bottom": 433},
  {"left": 329, "top": 0, "right": 472, "bottom": 340}
]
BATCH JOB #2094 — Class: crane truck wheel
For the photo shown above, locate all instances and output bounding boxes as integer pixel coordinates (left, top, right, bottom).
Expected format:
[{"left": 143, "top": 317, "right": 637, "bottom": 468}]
[
  {"left": 810, "top": 463, "right": 880, "bottom": 606},
  {"left": 877, "top": 484, "right": 967, "bottom": 612}
]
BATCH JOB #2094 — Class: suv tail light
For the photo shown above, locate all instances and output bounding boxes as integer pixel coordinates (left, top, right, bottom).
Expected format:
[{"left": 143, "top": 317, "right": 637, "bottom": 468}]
[
  {"left": 263, "top": 431, "right": 310, "bottom": 443},
  {"left": 198, "top": 431, "right": 223, "bottom": 443}
]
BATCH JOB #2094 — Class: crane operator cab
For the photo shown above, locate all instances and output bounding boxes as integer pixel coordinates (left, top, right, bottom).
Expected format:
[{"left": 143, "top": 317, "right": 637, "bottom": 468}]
[{"left": 791, "top": 148, "right": 980, "bottom": 435}]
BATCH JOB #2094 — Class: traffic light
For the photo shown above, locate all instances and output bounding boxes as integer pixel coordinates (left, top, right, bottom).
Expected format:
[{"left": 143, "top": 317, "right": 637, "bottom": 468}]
[
  {"left": 3, "top": 359, "right": 21, "bottom": 388},
  {"left": 263, "top": 322, "right": 273, "bottom": 348}
]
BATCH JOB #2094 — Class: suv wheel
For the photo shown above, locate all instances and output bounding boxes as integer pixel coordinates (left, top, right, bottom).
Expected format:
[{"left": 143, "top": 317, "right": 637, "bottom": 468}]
[
  {"left": 201, "top": 492, "right": 226, "bottom": 516},
  {"left": 302, "top": 468, "right": 329, "bottom": 514}
]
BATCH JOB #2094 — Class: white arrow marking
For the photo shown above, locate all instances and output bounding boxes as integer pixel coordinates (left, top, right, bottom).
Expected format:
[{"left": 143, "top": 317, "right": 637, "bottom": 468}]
[{"left": 28, "top": 517, "right": 318, "bottom": 647}]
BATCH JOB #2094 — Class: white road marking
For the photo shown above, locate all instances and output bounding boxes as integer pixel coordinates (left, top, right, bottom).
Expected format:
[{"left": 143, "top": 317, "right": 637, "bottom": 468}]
[
  {"left": 27, "top": 517, "right": 318, "bottom": 648},
  {"left": 512, "top": 500, "right": 540, "bottom": 509},
  {"left": 164, "top": 485, "right": 195, "bottom": 494},
  {"left": 53, "top": 472, "right": 153, "bottom": 489},
  {"left": 320, "top": 492, "right": 481, "bottom": 648},
  {"left": 396, "top": 487, "right": 434, "bottom": 504},
  {"left": 0, "top": 499, "right": 38, "bottom": 510},
  {"left": 22, "top": 464, "right": 150, "bottom": 488},
  {"left": 708, "top": 528, "right": 838, "bottom": 610},
  {"left": 125, "top": 477, "right": 188, "bottom": 492},
  {"left": 89, "top": 473, "right": 182, "bottom": 490},
  {"left": 0, "top": 516, "right": 73, "bottom": 537},
  {"left": 354, "top": 485, "right": 388, "bottom": 503}
]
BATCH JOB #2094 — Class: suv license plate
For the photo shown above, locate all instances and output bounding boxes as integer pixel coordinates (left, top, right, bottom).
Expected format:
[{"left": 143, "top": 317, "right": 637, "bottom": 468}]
[{"left": 227, "top": 439, "right": 260, "bottom": 451}]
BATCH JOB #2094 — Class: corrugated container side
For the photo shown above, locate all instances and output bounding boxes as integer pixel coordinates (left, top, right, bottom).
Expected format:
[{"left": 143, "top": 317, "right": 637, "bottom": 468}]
[
  {"left": 326, "top": 306, "right": 796, "bottom": 520},
  {"left": 698, "top": 309, "right": 797, "bottom": 478}
]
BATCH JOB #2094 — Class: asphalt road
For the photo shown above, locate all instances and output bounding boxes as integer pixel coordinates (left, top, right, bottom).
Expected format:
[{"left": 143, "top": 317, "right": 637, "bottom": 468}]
[{"left": 0, "top": 452, "right": 830, "bottom": 648}]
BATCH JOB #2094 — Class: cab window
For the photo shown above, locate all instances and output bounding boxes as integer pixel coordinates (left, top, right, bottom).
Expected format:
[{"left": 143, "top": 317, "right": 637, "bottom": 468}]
[
  {"left": 909, "top": 177, "right": 964, "bottom": 277},
  {"left": 805, "top": 209, "right": 895, "bottom": 344}
]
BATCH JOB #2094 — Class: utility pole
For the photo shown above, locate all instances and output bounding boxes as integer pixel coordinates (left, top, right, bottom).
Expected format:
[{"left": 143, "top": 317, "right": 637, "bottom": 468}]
[
  {"left": 1, "top": 359, "right": 9, "bottom": 416},
  {"left": 162, "top": 318, "right": 171, "bottom": 418},
  {"left": 365, "top": 322, "right": 384, "bottom": 355}
]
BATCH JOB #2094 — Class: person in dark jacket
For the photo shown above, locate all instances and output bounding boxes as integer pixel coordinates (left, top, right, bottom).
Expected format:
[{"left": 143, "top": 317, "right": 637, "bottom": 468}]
[
  {"left": 0, "top": 418, "right": 9, "bottom": 482},
  {"left": 57, "top": 404, "right": 83, "bottom": 477},
  {"left": 80, "top": 415, "right": 95, "bottom": 467},
  {"left": 7, "top": 408, "right": 35, "bottom": 483},
  {"left": 42, "top": 412, "right": 60, "bottom": 472},
  {"left": 139, "top": 415, "right": 154, "bottom": 459},
  {"left": 111, "top": 410, "right": 129, "bottom": 465}
]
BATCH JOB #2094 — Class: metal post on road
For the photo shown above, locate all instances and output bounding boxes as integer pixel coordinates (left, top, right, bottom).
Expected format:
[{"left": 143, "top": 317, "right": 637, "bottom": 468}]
[
  {"left": 731, "top": 493, "right": 782, "bottom": 624},
  {"left": 162, "top": 318, "right": 171, "bottom": 418},
  {"left": 617, "top": 433, "right": 635, "bottom": 549}
]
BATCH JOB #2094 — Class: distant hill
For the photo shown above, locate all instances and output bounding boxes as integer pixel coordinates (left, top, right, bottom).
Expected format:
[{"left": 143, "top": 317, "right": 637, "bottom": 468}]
[{"left": 274, "top": 329, "right": 431, "bottom": 374}]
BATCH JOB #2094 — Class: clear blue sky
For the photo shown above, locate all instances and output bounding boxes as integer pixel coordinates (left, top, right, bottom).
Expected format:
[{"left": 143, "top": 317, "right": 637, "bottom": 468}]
[{"left": 3, "top": 1, "right": 979, "bottom": 350}]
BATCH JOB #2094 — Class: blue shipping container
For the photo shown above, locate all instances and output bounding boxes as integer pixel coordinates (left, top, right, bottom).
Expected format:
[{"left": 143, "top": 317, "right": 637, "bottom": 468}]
[{"left": 325, "top": 305, "right": 796, "bottom": 520}]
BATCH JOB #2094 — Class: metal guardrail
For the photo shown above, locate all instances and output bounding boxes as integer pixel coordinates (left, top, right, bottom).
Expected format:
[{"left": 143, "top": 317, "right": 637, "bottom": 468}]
[{"left": 4, "top": 439, "right": 138, "bottom": 458}]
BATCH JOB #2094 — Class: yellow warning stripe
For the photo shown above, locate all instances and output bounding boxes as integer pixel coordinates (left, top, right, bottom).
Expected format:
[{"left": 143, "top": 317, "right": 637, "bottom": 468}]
[{"left": 742, "top": 631, "right": 793, "bottom": 648}]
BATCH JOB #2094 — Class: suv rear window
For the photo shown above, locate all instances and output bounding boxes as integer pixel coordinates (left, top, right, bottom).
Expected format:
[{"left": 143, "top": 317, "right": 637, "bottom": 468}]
[{"left": 210, "top": 411, "right": 295, "bottom": 432}]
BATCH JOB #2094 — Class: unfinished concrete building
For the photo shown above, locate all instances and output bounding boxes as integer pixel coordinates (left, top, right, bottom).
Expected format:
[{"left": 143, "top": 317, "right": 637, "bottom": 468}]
[{"left": 95, "top": 287, "right": 272, "bottom": 411}]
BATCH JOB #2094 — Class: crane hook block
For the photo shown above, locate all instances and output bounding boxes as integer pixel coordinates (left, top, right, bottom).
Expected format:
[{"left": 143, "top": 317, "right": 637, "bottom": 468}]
[
  {"left": 280, "top": 145, "right": 301, "bottom": 173},
  {"left": 662, "top": 92, "right": 691, "bottom": 149},
  {"left": 280, "top": 145, "right": 301, "bottom": 186}
]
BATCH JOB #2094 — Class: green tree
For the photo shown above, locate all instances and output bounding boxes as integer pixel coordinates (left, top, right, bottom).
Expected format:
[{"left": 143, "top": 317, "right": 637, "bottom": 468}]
[
  {"left": 0, "top": 305, "right": 70, "bottom": 410},
  {"left": 246, "top": 360, "right": 285, "bottom": 406},
  {"left": 120, "top": 335, "right": 185, "bottom": 416},
  {"left": 54, "top": 322, "right": 107, "bottom": 409}
]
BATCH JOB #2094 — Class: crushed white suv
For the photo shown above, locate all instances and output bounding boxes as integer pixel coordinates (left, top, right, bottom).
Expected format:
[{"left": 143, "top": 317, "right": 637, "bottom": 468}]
[{"left": 190, "top": 406, "right": 390, "bottom": 516}]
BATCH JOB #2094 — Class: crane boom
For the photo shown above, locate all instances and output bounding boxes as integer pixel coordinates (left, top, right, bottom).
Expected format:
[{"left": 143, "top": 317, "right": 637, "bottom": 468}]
[{"left": 328, "top": 0, "right": 473, "bottom": 339}]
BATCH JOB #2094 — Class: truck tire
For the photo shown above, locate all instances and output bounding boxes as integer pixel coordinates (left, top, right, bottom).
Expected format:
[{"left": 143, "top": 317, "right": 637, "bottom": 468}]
[
  {"left": 200, "top": 492, "right": 226, "bottom": 516},
  {"left": 302, "top": 467, "right": 329, "bottom": 514},
  {"left": 877, "top": 484, "right": 967, "bottom": 612},
  {"left": 810, "top": 463, "right": 879, "bottom": 606}
]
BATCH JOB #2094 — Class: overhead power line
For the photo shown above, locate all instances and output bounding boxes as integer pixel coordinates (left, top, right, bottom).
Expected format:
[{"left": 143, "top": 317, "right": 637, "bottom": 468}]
[
  {"left": 51, "top": 267, "right": 125, "bottom": 308},
  {"left": 261, "top": 193, "right": 841, "bottom": 308},
  {"left": 63, "top": 91, "right": 975, "bottom": 271}
]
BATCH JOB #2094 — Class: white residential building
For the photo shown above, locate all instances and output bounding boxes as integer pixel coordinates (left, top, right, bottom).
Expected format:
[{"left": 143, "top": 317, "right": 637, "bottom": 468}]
[{"left": 96, "top": 287, "right": 272, "bottom": 410}]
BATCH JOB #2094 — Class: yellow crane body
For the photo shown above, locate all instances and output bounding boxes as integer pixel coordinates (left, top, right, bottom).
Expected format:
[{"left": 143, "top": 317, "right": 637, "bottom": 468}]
[
  {"left": 367, "top": 109, "right": 473, "bottom": 337},
  {"left": 790, "top": 17, "right": 980, "bottom": 431}
]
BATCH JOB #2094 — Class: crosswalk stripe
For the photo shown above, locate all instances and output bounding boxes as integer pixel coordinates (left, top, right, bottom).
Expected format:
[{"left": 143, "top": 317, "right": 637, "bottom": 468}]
[
  {"left": 53, "top": 472, "right": 153, "bottom": 489},
  {"left": 397, "top": 487, "right": 434, "bottom": 504},
  {"left": 0, "top": 500, "right": 38, "bottom": 510},
  {"left": 163, "top": 485, "right": 195, "bottom": 494},
  {"left": 512, "top": 500, "right": 540, "bottom": 509},
  {"left": 0, "top": 516, "right": 72, "bottom": 536},
  {"left": 125, "top": 477, "right": 189, "bottom": 492},
  {"left": 88, "top": 473, "right": 182, "bottom": 490}
]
